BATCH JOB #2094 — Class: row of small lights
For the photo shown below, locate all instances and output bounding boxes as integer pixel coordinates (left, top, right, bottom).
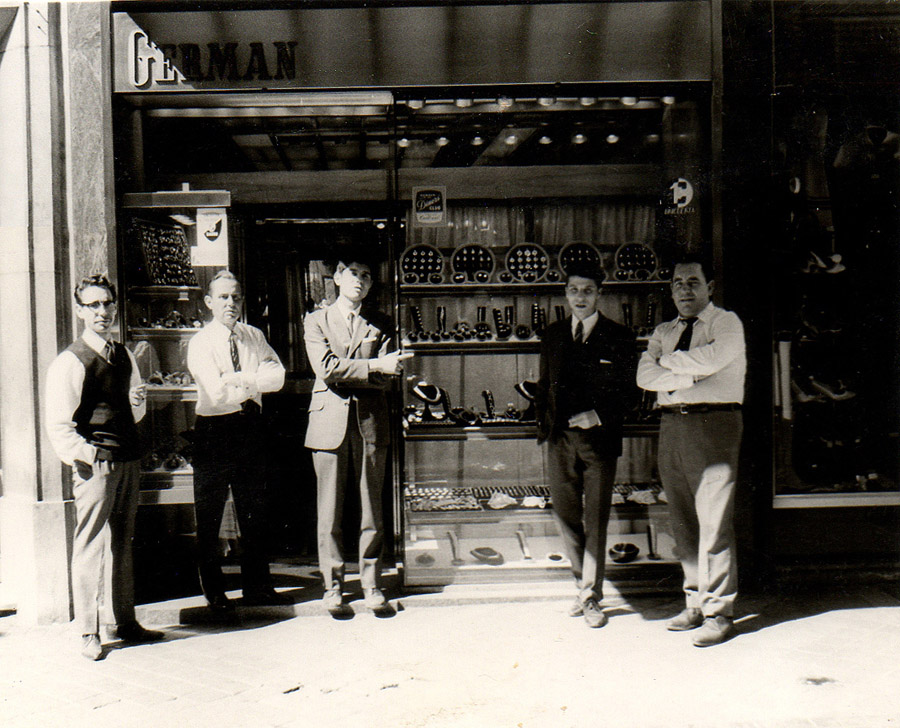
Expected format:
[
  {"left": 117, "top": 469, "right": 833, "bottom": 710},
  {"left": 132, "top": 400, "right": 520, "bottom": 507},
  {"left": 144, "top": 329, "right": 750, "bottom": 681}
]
[
  {"left": 397, "top": 95, "right": 672, "bottom": 149},
  {"left": 397, "top": 131, "right": 662, "bottom": 148},
  {"left": 404, "top": 96, "right": 677, "bottom": 109}
]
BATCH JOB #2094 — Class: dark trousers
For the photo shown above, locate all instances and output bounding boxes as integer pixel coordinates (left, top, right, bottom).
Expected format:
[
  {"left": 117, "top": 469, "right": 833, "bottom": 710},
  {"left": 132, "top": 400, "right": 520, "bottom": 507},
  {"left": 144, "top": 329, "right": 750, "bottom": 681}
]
[
  {"left": 658, "top": 410, "right": 743, "bottom": 617},
  {"left": 193, "top": 411, "right": 271, "bottom": 598},
  {"left": 546, "top": 429, "right": 617, "bottom": 602}
]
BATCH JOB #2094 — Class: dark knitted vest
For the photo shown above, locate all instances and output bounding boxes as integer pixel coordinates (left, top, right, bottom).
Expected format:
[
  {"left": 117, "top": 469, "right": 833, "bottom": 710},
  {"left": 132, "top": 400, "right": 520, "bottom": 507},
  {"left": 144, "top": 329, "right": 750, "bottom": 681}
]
[
  {"left": 558, "top": 331, "right": 598, "bottom": 422},
  {"left": 67, "top": 338, "right": 141, "bottom": 462}
]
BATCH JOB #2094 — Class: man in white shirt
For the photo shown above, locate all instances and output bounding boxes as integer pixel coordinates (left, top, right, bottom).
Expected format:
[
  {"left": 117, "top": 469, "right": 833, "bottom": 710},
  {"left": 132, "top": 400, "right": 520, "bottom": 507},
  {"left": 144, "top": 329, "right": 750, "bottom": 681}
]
[
  {"left": 535, "top": 265, "right": 636, "bottom": 628},
  {"left": 304, "top": 255, "right": 412, "bottom": 613},
  {"left": 187, "top": 270, "right": 287, "bottom": 611},
  {"left": 637, "top": 257, "right": 746, "bottom": 647},
  {"left": 45, "top": 274, "right": 163, "bottom": 660}
]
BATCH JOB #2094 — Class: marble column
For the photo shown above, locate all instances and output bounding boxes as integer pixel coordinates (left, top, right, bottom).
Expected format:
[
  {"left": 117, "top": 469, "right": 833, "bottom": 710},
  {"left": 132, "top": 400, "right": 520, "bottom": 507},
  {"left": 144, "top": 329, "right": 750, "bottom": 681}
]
[{"left": 0, "top": 1, "right": 115, "bottom": 625}]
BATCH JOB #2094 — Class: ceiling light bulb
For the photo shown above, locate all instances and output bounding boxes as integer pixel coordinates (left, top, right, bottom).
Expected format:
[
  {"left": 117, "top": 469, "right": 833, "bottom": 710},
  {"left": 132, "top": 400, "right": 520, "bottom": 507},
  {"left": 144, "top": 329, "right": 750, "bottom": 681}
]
[
  {"left": 436, "top": 136, "right": 449, "bottom": 147},
  {"left": 645, "top": 133, "right": 660, "bottom": 144},
  {"left": 505, "top": 134, "right": 518, "bottom": 146},
  {"left": 407, "top": 99, "right": 424, "bottom": 109},
  {"left": 538, "top": 135, "right": 552, "bottom": 145},
  {"left": 661, "top": 96, "right": 676, "bottom": 106},
  {"left": 606, "top": 134, "right": 620, "bottom": 144},
  {"left": 471, "top": 135, "right": 484, "bottom": 146},
  {"left": 620, "top": 96, "right": 638, "bottom": 106},
  {"left": 572, "top": 133, "right": 587, "bottom": 145},
  {"left": 397, "top": 137, "right": 410, "bottom": 148},
  {"left": 579, "top": 97, "right": 596, "bottom": 106},
  {"left": 537, "top": 97, "right": 556, "bottom": 107},
  {"left": 498, "top": 96, "right": 513, "bottom": 108},
  {"left": 375, "top": 221, "right": 386, "bottom": 229},
  {"left": 455, "top": 98, "right": 473, "bottom": 108}
]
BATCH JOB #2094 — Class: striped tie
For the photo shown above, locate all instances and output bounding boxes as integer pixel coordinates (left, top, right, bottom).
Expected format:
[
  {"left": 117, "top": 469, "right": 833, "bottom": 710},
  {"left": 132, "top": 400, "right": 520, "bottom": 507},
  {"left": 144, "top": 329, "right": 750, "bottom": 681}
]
[{"left": 229, "top": 332, "right": 241, "bottom": 372}]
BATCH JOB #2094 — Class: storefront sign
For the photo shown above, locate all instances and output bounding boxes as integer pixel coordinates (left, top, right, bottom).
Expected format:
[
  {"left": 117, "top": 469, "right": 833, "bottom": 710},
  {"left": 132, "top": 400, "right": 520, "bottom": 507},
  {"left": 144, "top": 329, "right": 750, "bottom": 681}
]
[
  {"left": 191, "top": 208, "right": 229, "bottom": 266},
  {"left": 663, "top": 177, "right": 697, "bottom": 216},
  {"left": 412, "top": 187, "right": 448, "bottom": 227},
  {"left": 112, "top": 7, "right": 711, "bottom": 93}
]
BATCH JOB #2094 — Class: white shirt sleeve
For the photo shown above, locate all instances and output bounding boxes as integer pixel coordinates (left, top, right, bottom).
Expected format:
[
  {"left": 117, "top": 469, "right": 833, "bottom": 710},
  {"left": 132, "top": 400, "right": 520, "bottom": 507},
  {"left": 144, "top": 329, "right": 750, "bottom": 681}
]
[
  {"left": 636, "top": 326, "right": 696, "bottom": 392},
  {"left": 242, "top": 327, "right": 285, "bottom": 396},
  {"left": 45, "top": 351, "right": 97, "bottom": 466},
  {"left": 126, "top": 347, "right": 146, "bottom": 423},
  {"left": 658, "top": 311, "right": 745, "bottom": 377},
  {"left": 187, "top": 332, "right": 246, "bottom": 408}
]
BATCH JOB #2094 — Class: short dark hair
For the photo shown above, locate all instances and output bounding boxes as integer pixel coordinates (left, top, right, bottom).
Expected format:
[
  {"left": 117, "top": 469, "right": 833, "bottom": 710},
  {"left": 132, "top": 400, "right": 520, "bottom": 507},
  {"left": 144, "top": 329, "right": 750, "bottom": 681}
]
[
  {"left": 565, "top": 264, "right": 604, "bottom": 288},
  {"left": 671, "top": 254, "right": 714, "bottom": 283},
  {"left": 74, "top": 274, "right": 116, "bottom": 305}
]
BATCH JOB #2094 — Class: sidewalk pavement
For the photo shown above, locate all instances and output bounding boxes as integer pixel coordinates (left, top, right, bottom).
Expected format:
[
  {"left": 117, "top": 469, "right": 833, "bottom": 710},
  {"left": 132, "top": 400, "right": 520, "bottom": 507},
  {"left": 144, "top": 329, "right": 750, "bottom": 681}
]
[{"left": 1, "top": 570, "right": 899, "bottom": 728}]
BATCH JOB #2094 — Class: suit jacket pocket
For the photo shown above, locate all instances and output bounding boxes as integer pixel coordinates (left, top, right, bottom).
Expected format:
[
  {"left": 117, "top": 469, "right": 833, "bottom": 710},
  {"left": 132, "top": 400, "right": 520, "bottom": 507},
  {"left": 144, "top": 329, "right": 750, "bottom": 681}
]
[{"left": 308, "top": 389, "right": 329, "bottom": 412}]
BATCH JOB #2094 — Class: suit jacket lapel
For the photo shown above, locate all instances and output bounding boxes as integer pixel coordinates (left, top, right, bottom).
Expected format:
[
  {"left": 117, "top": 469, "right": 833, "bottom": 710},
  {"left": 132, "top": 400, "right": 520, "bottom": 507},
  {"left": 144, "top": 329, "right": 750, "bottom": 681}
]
[
  {"left": 325, "top": 303, "right": 351, "bottom": 356},
  {"left": 347, "top": 315, "right": 372, "bottom": 357}
]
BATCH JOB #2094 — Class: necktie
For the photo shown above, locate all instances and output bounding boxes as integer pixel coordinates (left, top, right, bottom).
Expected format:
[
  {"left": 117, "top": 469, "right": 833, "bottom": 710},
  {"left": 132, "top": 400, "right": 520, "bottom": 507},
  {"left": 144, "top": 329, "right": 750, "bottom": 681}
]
[
  {"left": 675, "top": 317, "right": 697, "bottom": 351},
  {"left": 229, "top": 332, "right": 241, "bottom": 372},
  {"left": 347, "top": 312, "right": 356, "bottom": 338},
  {"left": 573, "top": 320, "right": 584, "bottom": 345},
  {"left": 103, "top": 340, "right": 115, "bottom": 364}
]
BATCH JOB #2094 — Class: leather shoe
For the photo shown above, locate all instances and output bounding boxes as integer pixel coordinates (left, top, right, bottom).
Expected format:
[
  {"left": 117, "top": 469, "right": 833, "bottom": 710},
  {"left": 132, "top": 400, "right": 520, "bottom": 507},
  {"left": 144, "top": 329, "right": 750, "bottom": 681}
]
[
  {"left": 242, "top": 589, "right": 293, "bottom": 606},
  {"left": 567, "top": 597, "right": 584, "bottom": 618},
  {"left": 362, "top": 587, "right": 387, "bottom": 610},
  {"left": 667, "top": 607, "right": 703, "bottom": 631},
  {"left": 81, "top": 634, "right": 103, "bottom": 661},
  {"left": 206, "top": 594, "right": 235, "bottom": 613},
  {"left": 583, "top": 598, "right": 608, "bottom": 628},
  {"left": 322, "top": 586, "right": 345, "bottom": 611},
  {"left": 114, "top": 622, "right": 164, "bottom": 643},
  {"left": 692, "top": 616, "right": 733, "bottom": 647}
]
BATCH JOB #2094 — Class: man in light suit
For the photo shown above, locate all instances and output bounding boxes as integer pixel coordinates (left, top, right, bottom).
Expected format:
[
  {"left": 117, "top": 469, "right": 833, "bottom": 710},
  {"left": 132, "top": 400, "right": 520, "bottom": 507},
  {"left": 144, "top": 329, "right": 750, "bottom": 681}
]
[{"left": 304, "top": 255, "right": 412, "bottom": 612}]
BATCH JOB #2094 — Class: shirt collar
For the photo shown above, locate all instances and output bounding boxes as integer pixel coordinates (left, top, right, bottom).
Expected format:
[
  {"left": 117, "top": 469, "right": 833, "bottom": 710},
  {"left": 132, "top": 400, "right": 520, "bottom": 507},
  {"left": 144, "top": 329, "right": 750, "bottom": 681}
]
[
  {"left": 335, "top": 297, "right": 361, "bottom": 322},
  {"left": 572, "top": 311, "right": 599, "bottom": 335},
  {"left": 81, "top": 327, "right": 110, "bottom": 355},
  {"left": 207, "top": 318, "right": 238, "bottom": 340},
  {"left": 680, "top": 302, "right": 715, "bottom": 325}
]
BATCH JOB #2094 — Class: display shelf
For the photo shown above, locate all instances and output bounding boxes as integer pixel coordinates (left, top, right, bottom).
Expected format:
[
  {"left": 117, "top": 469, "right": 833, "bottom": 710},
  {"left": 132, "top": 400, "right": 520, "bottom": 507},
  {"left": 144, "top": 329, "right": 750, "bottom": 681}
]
[
  {"left": 773, "top": 492, "right": 900, "bottom": 509},
  {"left": 141, "top": 469, "right": 193, "bottom": 485},
  {"left": 146, "top": 385, "right": 198, "bottom": 402},
  {"left": 405, "top": 423, "right": 537, "bottom": 440},
  {"left": 402, "top": 340, "right": 540, "bottom": 355},
  {"left": 404, "top": 422, "right": 658, "bottom": 440},
  {"left": 138, "top": 485, "right": 195, "bottom": 505},
  {"left": 400, "top": 280, "right": 670, "bottom": 297},
  {"left": 128, "top": 285, "right": 202, "bottom": 299},
  {"left": 130, "top": 328, "right": 200, "bottom": 338}
]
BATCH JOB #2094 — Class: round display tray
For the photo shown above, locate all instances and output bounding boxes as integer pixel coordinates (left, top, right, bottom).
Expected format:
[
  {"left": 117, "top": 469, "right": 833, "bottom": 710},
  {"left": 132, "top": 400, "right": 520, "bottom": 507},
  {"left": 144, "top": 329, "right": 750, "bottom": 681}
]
[
  {"left": 613, "top": 242, "right": 658, "bottom": 281},
  {"left": 558, "top": 241, "right": 602, "bottom": 277},
  {"left": 505, "top": 243, "right": 550, "bottom": 283},
  {"left": 450, "top": 244, "right": 495, "bottom": 284},
  {"left": 401, "top": 244, "right": 445, "bottom": 284}
]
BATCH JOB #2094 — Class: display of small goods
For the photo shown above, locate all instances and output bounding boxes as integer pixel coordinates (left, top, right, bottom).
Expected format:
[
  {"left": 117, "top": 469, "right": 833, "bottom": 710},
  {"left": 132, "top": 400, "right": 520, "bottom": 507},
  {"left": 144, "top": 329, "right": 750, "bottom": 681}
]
[
  {"left": 558, "top": 241, "right": 602, "bottom": 276},
  {"left": 404, "top": 380, "right": 537, "bottom": 427},
  {"left": 450, "top": 244, "right": 495, "bottom": 283},
  {"left": 400, "top": 244, "right": 444, "bottom": 284},
  {"left": 133, "top": 309, "right": 204, "bottom": 330},
  {"left": 504, "top": 243, "right": 550, "bottom": 283},
  {"left": 405, "top": 483, "right": 550, "bottom": 512},
  {"left": 402, "top": 302, "right": 560, "bottom": 344},
  {"left": 613, "top": 242, "right": 659, "bottom": 281},
  {"left": 142, "top": 436, "right": 193, "bottom": 475},
  {"left": 146, "top": 370, "right": 194, "bottom": 388},
  {"left": 127, "top": 218, "right": 198, "bottom": 286}
]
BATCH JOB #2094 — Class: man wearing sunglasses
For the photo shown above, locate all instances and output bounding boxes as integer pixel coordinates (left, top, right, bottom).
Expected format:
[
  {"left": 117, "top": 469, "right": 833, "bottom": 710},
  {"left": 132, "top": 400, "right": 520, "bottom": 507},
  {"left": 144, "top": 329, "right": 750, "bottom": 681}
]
[{"left": 46, "top": 274, "right": 163, "bottom": 660}]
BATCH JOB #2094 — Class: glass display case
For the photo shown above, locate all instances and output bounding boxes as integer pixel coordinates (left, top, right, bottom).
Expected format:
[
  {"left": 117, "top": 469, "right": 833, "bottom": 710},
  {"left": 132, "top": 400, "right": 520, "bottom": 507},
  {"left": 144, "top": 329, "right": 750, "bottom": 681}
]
[
  {"left": 393, "top": 89, "right": 710, "bottom": 584},
  {"left": 119, "top": 190, "right": 232, "bottom": 505},
  {"left": 771, "top": 94, "right": 900, "bottom": 508}
]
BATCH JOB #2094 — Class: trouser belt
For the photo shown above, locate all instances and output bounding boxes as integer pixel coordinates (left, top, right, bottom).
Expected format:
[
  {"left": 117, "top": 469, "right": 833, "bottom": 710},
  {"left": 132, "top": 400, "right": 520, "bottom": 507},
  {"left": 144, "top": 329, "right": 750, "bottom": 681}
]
[{"left": 660, "top": 403, "right": 742, "bottom": 414}]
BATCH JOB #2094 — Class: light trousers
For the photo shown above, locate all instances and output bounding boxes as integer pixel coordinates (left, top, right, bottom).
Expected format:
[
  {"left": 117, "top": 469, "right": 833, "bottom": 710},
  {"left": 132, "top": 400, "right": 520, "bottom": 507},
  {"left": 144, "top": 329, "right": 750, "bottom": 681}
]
[
  {"left": 658, "top": 410, "right": 743, "bottom": 617},
  {"left": 71, "top": 459, "right": 140, "bottom": 635},
  {"left": 312, "top": 411, "right": 386, "bottom": 592}
]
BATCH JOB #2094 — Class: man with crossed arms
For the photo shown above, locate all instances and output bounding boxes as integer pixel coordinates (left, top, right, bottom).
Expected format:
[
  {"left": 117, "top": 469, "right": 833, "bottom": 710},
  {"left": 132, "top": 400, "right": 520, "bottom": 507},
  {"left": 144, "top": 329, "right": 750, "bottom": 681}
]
[{"left": 637, "top": 256, "right": 746, "bottom": 647}]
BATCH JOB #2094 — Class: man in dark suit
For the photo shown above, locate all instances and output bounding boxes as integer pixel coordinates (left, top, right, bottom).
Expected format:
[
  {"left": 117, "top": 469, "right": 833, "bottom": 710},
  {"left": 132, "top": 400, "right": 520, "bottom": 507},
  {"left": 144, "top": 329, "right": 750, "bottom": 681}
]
[
  {"left": 536, "top": 265, "right": 635, "bottom": 628},
  {"left": 304, "top": 254, "right": 412, "bottom": 612}
]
